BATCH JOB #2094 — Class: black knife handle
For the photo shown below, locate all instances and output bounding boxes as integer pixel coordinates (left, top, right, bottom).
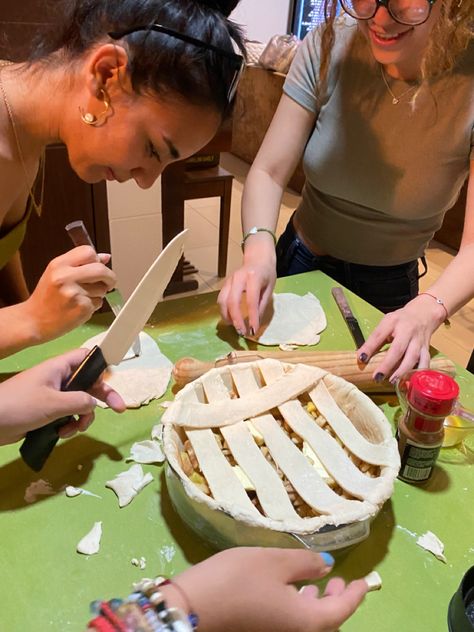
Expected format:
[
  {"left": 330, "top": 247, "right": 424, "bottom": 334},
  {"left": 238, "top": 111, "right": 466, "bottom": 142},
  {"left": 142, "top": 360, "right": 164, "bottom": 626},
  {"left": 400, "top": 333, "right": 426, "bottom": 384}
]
[{"left": 19, "top": 346, "right": 108, "bottom": 471}]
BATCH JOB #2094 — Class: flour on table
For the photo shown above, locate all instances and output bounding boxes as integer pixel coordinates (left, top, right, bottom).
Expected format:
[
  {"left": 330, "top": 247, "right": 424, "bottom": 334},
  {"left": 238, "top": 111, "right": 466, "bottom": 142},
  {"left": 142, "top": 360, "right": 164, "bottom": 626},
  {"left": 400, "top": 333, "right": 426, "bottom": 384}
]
[
  {"left": 24, "top": 479, "right": 54, "bottom": 503},
  {"left": 81, "top": 331, "right": 173, "bottom": 408},
  {"left": 246, "top": 292, "right": 327, "bottom": 346},
  {"left": 106, "top": 464, "right": 154, "bottom": 507},
  {"left": 77, "top": 521, "right": 102, "bottom": 555}
]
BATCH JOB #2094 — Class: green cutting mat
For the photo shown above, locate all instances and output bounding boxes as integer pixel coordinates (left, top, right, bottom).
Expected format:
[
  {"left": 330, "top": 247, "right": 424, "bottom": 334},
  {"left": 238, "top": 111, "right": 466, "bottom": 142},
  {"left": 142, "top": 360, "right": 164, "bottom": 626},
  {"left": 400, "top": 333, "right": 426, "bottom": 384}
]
[{"left": 0, "top": 272, "right": 472, "bottom": 631}]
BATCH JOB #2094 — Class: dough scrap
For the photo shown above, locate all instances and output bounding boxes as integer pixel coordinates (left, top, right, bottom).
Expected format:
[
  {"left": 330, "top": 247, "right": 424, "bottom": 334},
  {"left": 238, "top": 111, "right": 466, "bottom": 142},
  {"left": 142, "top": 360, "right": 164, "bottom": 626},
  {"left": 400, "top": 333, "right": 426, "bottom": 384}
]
[
  {"left": 106, "top": 464, "right": 154, "bottom": 507},
  {"left": 77, "top": 521, "right": 102, "bottom": 555},
  {"left": 65, "top": 485, "right": 101, "bottom": 499},
  {"left": 127, "top": 440, "right": 165, "bottom": 464},
  {"left": 131, "top": 557, "right": 147, "bottom": 570},
  {"left": 82, "top": 331, "right": 172, "bottom": 408},
  {"left": 416, "top": 531, "right": 447, "bottom": 563},
  {"left": 364, "top": 571, "right": 382, "bottom": 591},
  {"left": 247, "top": 292, "right": 326, "bottom": 346}
]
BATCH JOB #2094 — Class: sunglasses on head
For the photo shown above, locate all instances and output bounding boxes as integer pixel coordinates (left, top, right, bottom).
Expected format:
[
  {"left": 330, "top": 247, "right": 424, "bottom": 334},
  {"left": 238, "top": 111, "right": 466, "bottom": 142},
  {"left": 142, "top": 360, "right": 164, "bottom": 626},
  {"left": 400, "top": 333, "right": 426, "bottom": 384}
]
[{"left": 108, "top": 23, "right": 245, "bottom": 103}]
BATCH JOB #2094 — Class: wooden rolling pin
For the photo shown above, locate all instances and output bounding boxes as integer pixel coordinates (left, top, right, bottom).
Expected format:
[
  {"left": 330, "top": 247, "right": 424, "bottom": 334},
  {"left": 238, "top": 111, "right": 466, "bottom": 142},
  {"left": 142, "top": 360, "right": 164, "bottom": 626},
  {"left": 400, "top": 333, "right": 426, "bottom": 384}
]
[{"left": 173, "top": 350, "right": 456, "bottom": 393}]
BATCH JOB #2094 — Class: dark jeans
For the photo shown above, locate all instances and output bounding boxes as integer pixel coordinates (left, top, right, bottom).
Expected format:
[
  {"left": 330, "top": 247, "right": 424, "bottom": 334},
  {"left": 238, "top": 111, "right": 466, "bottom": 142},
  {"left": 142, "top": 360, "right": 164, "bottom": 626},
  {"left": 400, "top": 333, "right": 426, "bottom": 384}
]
[{"left": 276, "top": 219, "right": 426, "bottom": 314}]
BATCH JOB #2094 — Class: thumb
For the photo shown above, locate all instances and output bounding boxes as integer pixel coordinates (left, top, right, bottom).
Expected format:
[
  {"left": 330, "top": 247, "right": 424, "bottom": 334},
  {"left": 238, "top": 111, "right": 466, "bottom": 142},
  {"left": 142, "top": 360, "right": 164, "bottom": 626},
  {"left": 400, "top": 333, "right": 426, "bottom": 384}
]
[
  {"left": 273, "top": 549, "right": 335, "bottom": 583},
  {"left": 98, "top": 253, "right": 111, "bottom": 264}
]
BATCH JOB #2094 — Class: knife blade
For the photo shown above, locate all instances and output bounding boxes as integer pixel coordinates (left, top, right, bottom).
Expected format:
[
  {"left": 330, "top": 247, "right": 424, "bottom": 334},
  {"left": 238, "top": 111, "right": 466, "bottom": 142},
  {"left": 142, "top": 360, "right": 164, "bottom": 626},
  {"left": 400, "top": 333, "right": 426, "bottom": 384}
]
[
  {"left": 65, "top": 220, "right": 141, "bottom": 358},
  {"left": 20, "top": 229, "right": 187, "bottom": 471},
  {"left": 331, "top": 286, "right": 366, "bottom": 349}
]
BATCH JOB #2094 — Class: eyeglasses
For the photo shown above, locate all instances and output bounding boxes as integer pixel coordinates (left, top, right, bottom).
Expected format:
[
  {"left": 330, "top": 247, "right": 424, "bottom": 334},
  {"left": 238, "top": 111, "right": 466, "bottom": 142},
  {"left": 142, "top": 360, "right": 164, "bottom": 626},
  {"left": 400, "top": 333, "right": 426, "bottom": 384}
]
[
  {"left": 339, "top": 0, "right": 437, "bottom": 25},
  {"left": 108, "top": 24, "right": 245, "bottom": 103}
]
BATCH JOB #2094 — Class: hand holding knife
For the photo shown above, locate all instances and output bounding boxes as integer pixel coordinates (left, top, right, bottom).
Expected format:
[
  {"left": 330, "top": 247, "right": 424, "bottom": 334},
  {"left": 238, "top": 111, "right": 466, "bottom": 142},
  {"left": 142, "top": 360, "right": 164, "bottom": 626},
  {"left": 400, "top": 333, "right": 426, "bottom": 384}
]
[
  {"left": 331, "top": 286, "right": 366, "bottom": 349},
  {"left": 19, "top": 229, "right": 187, "bottom": 471},
  {"left": 65, "top": 220, "right": 141, "bottom": 358}
]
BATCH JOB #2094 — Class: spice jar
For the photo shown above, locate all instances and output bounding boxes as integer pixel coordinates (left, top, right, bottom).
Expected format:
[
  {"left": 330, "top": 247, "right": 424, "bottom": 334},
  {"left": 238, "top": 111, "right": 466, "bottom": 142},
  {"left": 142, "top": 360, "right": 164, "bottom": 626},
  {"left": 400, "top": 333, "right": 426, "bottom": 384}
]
[{"left": 396, "top": 369, "right": 459, "bottom": 484}]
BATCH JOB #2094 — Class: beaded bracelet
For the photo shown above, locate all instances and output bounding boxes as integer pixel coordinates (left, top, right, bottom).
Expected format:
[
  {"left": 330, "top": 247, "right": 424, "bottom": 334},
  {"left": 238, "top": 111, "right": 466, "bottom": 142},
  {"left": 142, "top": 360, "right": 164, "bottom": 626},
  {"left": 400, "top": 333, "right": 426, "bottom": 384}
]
[
  {"left": 418, "top": 292, "right": 450, "bottom": 326},
  {"left": 160, "top": 579, "right": 199, "bottom": 630},
  {"left": 88, "top": 579, "right": 196, "bottom": 632},
  {"left": 241, "top": 226, "right": 277, "bottom": 250}
]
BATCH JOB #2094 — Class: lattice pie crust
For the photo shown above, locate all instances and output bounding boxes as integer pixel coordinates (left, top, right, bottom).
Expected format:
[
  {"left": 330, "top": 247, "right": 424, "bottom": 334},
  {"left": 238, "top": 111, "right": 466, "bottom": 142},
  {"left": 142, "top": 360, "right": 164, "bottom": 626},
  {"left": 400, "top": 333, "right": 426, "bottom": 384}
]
[{"left": 163, "top": 360, "right": 400, "bottom": 534}]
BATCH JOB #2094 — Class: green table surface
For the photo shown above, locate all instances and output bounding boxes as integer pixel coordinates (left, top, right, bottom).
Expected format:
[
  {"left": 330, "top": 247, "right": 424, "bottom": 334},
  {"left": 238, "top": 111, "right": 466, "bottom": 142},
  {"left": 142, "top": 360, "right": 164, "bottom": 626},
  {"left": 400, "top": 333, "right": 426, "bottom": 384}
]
[{"left": 0, "top": 271, "right": 473, "bottom": 631}]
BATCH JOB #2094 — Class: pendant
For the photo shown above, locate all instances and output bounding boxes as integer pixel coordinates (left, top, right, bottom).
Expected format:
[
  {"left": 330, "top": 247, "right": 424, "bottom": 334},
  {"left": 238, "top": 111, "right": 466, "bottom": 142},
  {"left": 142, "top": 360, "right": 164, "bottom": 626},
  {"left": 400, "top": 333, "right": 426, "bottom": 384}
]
[{"left": 392, "top": 97, "right": 399, "bottom": 105}]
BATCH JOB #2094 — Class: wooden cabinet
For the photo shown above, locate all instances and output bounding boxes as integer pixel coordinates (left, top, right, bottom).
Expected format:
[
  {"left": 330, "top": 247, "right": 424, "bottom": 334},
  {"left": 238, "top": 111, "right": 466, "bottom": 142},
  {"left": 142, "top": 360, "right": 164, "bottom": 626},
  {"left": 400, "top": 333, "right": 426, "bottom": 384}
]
[{"left": 0, "top": 1, "right": 110, "bottom": 292}]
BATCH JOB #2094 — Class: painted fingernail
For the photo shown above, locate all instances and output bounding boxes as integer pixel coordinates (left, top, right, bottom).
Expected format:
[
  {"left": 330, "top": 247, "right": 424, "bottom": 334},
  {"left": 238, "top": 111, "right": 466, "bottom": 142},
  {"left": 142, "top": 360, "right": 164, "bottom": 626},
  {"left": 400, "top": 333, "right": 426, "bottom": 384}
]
[
  {"left": 374, "top": 372, "right": 385, "bottom": 384},
  {"left": 320, "top": 552, "right": 335, "bottom": 567},
  {"left": 359, "top": 353, "right": 368, "bottom": 363}
]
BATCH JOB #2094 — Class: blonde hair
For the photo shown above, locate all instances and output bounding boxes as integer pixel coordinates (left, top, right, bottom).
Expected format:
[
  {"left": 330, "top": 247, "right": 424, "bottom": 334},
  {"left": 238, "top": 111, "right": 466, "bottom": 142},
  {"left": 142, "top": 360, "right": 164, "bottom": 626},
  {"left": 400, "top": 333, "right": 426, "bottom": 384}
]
[{"left": 316, "top": 0, "right": 473, "bottom": 102}]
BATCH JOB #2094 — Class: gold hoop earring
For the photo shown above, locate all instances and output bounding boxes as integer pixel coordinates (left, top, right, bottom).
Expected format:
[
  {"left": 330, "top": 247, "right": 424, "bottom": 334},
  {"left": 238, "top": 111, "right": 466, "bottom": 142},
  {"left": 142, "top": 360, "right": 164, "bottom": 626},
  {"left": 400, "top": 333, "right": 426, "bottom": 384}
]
[{"left": 80, "top": 88, "right": 110, "bottom": 126}]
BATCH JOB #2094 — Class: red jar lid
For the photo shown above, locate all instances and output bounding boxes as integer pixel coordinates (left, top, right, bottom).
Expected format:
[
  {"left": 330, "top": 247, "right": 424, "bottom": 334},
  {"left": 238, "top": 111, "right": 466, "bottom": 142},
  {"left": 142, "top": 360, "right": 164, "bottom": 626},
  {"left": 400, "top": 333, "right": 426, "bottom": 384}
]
[{"left": 408, "top": 370, "right": 459, "bottom": 417}]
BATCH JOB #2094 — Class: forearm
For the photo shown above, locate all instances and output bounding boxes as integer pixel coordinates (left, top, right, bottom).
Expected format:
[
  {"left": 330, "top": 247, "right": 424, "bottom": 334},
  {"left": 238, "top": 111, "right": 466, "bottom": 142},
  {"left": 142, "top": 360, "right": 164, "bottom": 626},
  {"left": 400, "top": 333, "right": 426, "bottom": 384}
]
[
  {"left": 241, "top": 166, "right": 284, "bottom": 235},
  {"left": 0, "top": 252, "right": 30, "bottom": 306},
  {"left": 0, "top": 301, "right": 40, "bottom": 359}
]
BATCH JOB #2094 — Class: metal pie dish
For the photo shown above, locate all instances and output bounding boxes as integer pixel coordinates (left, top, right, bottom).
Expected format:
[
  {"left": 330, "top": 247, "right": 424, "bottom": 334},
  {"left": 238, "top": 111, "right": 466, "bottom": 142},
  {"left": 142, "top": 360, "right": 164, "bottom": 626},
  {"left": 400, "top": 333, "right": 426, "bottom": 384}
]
[{"left": 162, "top": 359, "right": 400, "bottom": 552}]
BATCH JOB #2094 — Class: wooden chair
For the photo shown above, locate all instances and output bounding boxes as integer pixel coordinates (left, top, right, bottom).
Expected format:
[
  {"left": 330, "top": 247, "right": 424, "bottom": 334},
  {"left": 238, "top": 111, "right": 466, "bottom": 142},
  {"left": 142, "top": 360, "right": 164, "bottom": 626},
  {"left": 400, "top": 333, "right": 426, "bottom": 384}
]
[{"left": 184, "top": 165, "right": 234, "bottom": 277}]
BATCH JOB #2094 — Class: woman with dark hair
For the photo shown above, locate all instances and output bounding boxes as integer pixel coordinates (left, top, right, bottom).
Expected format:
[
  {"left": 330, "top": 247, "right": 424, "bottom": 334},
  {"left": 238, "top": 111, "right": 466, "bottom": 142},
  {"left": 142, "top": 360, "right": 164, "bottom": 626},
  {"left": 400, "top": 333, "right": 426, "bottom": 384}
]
[
  {"left": 219, "top": 0, "right": 473, "bottom": 384},
  {"left": 0, "top": 0, "right": 245, "bottom": 359},
  {"left": 0, "top": 3, "right": 369, "bottom": 630}
]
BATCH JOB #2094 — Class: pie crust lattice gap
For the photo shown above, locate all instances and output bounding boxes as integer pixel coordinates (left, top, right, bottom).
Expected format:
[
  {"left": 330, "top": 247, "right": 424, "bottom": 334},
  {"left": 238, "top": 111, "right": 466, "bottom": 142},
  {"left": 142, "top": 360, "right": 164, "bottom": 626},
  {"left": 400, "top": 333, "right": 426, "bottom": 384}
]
[{"left": 163, "top": 359, "right": 400, "bottom": 534}]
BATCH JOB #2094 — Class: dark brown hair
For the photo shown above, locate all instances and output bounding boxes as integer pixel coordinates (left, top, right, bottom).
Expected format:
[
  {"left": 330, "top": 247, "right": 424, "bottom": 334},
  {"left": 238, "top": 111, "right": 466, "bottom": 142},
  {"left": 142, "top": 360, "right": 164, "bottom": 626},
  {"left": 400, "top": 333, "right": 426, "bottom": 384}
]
[{"left": 29, "top": 0, "right": 245, "bottom": 117}]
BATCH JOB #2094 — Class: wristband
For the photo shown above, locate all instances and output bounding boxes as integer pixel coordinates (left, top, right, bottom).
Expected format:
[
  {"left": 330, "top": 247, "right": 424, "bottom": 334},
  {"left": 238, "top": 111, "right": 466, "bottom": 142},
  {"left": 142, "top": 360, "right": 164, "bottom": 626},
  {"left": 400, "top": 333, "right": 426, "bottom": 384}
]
[
  {"left": 161, "top": 579, "right": 199, "bottom": 630},
  {"left": 418, "top": 292, "right": 450, "bottom": 326},
  {"left": 241, "top": 226, "right": 276, "bottom": 250}
]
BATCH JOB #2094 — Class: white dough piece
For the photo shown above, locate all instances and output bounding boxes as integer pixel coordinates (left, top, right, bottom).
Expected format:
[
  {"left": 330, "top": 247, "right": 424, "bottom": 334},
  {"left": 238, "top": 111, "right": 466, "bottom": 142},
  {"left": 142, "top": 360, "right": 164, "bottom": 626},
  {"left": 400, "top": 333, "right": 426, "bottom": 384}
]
[
  {"left": 247, "top": 292, "right": 326, "bottom": 346},
  {"left": 127, "top": 440, "right": 165, "bottom": 464},
  {"left": 81, "top": 331, "right": 172, "bottom": 408},
  {"left": 65, "top": 485, "right": 102, "bottom": 499},
  {"left": 151, "top": 424, "right": 164, "bottom": 441},
  {"left": 364, "top": 571, "right": 382, "bottom": 591},
  {"left": 77, "top": 521, "right": 102, "bottom": 555},
  {"left": 131, "top": 557, "right": 147, "bottom": 570},
  {"left": 416, "top": 531, "right": 447, "bottom": 563},
  {"left": 106, "top": 464, "right": 154, "bottom": 507}
]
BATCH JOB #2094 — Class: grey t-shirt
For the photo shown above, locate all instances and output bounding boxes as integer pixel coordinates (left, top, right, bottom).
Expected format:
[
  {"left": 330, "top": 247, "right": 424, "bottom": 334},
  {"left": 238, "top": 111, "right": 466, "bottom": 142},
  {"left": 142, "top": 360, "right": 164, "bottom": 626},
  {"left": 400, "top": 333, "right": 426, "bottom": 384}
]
[{"left": 283, "top": 18, "right": 474, "bottom": 265}]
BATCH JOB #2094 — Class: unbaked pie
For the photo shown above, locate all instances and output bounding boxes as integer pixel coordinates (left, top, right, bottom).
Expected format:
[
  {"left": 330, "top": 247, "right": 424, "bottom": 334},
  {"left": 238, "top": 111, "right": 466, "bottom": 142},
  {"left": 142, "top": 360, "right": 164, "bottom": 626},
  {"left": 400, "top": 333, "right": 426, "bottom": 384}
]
[{"left": 162, "top": 359, "right": 400, "bottom": 534}]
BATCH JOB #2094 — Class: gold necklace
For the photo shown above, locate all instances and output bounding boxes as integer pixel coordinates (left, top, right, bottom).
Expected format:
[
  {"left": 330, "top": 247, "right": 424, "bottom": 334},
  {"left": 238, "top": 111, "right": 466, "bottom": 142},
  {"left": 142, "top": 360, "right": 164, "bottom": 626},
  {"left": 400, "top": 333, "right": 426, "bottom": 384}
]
[
  {"left": 380, "top": 66, "right": 418, "bottom": 105},
  {"left": 0, "top": 61, "right": 45, "bottom": 216}
]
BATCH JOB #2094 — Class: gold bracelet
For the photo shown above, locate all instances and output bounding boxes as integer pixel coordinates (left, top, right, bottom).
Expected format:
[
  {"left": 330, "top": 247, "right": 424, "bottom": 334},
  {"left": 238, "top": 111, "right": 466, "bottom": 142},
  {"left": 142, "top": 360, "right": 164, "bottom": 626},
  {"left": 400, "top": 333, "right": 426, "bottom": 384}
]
[
  {"left": 241, "top": 226, "right": 277, "bottom": 250},
  {"left": 418, "top": 292, "right": 450, "bottom": 326}
]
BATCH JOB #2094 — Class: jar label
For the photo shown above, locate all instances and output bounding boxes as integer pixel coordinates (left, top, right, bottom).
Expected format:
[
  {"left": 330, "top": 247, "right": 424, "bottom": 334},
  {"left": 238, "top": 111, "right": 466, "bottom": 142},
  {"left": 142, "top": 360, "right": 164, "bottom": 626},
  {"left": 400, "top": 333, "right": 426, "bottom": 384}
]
[{"left": 398, "top": 436, "right": 442, "bottom": 482}]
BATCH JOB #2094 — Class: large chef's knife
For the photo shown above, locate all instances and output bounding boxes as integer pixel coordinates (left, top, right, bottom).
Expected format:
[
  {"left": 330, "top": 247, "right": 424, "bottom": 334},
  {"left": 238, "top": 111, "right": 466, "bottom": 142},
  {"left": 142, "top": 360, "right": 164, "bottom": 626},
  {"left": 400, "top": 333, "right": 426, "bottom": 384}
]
[
  {"left": 20, "top": 230, "right": 187, "bottom": 471},
  {"left": 65, "top": 220, "right": 141, "bottom": 357},
  {"left": 331, "top": 286, "right": 366, "bottom": 349}
]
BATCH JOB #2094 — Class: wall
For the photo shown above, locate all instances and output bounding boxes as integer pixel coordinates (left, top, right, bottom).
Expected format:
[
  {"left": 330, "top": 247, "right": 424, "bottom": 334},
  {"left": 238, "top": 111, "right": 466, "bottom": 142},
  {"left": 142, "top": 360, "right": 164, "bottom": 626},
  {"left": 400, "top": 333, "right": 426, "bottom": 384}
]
[{"left": 230, "top": 0, "right": 292, "bottom": 43}]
